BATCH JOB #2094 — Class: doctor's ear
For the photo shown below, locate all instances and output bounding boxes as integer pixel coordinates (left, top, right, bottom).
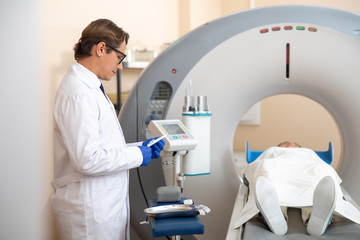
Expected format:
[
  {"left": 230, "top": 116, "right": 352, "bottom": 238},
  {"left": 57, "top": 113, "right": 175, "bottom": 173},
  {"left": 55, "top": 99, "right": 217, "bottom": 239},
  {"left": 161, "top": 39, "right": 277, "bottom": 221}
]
[{"left": 96, "top": 42, "right": 107, "bottom": 56}]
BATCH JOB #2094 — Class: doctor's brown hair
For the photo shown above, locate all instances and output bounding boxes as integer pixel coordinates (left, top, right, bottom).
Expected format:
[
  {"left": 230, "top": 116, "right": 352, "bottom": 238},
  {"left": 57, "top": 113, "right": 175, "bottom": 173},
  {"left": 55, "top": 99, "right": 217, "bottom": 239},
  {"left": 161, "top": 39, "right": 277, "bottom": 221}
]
[{"left": 73, "top": 19, "right": 129, "bottom": 60}]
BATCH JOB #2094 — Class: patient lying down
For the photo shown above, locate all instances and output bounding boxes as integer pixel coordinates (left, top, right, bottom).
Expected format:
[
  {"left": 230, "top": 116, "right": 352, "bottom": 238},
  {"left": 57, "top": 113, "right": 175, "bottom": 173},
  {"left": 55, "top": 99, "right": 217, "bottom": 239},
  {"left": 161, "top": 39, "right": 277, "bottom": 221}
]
[{"left": 234, "top": 141, "right": 360, "bottom": 237}]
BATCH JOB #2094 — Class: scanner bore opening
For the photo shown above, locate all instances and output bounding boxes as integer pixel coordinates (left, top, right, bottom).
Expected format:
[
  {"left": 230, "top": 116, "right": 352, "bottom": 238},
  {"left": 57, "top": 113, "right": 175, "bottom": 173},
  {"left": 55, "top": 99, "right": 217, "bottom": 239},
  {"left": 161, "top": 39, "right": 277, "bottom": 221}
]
[{"left": 233, "top": 94, "right": 343, "bottom": 173}]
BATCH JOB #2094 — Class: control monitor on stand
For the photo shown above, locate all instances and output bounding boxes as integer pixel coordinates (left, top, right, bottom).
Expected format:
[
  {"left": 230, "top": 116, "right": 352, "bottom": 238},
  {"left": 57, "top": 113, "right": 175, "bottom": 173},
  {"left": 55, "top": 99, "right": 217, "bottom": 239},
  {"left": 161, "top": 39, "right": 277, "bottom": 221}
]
[
  {"left": 148, "top": 119, "right": 197, "bottom": 191},
  {"left": 145, "top": 120, "right": 209, "bottom": 239}
]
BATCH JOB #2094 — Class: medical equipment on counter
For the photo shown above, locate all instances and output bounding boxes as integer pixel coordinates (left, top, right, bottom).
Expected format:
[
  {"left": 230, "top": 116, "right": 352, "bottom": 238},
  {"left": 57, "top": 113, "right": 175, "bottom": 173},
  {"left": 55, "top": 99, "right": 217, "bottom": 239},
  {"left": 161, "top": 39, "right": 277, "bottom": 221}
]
[{"left": 118, "top": 5, "right": 360, "bottom": 239}]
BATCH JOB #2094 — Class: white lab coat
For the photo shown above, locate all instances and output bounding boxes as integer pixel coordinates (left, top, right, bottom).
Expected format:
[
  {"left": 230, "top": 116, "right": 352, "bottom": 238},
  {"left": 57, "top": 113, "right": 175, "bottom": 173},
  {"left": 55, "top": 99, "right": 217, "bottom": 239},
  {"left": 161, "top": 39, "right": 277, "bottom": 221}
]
[
  {"left": 235, "top": 147, "right": 360, "bottom": 228},
  {"left": 51, "top": 62, "right": 143, "bottom": 240}
]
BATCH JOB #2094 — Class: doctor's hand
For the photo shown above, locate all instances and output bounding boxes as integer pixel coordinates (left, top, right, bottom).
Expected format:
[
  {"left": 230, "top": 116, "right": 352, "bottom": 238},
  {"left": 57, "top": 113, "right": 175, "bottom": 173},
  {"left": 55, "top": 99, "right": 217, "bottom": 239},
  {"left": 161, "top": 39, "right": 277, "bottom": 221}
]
[
  {"left": 142, "top": 137, "right": 165, "bottom": 159},
  {"left": 138, "top": 146, "right": 152, "bottom": 166}
]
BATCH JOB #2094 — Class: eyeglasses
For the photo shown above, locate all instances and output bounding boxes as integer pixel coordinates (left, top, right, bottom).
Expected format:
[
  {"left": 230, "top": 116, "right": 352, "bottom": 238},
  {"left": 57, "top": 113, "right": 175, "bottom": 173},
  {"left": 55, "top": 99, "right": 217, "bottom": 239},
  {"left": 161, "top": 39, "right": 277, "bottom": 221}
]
[{"left": 105, "top": 43, "right": 127, "bottom": 65}]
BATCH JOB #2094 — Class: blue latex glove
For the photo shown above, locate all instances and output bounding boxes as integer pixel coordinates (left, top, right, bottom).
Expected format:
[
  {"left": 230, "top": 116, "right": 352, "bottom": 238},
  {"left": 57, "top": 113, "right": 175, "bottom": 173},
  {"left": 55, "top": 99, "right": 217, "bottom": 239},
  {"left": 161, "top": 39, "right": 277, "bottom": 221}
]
[
  {"left": 142, "top": 137, "right": 165, "bottom": 159},
  {"left": 138, "top": 146, "right": 152, "bottom": 166}
]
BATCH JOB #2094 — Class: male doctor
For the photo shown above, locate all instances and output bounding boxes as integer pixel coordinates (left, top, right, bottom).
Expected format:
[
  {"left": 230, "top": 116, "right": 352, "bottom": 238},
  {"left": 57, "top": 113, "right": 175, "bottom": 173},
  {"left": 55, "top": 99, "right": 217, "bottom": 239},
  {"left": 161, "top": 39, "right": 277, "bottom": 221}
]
[{"left": 51, "top": 19, "right": 164, "bottom": 240}]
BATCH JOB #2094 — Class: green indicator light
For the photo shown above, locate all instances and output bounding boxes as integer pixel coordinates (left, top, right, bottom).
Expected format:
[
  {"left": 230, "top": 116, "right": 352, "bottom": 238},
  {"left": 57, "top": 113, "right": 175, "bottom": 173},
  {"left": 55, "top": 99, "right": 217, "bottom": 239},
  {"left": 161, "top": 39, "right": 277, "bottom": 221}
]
[{"left": 296, "top": 26, "right": 305, "bottom": 30}]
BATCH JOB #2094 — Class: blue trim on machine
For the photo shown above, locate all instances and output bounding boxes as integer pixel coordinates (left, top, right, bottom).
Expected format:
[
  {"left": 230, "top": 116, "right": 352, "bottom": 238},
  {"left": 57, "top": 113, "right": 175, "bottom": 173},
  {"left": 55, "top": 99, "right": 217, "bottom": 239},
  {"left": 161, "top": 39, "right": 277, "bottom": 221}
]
[{"left": 182, "top": 113, "right": 213, "bottom": 116}]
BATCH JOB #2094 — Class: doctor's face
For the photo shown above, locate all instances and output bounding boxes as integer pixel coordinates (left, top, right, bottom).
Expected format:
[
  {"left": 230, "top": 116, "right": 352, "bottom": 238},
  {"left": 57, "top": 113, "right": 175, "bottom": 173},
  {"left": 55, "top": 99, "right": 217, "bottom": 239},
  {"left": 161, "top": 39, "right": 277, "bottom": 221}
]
[{"left": 99, "top": 41, "right": 126, "bottom": 80}]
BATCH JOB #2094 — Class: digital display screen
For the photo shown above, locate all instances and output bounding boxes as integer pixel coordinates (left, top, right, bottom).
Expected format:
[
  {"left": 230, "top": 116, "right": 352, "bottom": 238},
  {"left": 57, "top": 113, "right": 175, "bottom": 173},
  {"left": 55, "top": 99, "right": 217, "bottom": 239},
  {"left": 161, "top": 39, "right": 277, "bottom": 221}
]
[
  {"left": 155, "top": 86, "right": 170, "bottom": 100},
  {"left": 163, "top": 124, "right": 185, "bottom": 135}
]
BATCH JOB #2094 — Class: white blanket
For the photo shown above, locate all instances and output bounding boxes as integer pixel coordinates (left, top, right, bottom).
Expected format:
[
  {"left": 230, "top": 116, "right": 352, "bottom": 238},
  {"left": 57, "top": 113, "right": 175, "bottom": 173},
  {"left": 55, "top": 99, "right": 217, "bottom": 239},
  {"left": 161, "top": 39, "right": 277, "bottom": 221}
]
[{"left": 234, "top": 147, "right": 360, "bottom": 228}]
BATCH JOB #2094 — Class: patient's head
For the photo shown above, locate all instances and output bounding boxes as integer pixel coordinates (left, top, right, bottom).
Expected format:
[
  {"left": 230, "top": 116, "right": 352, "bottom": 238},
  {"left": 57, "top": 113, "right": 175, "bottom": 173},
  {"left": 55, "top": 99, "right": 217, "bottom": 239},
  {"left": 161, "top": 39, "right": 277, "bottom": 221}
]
[{"left": 277, "top": 141, "right": 301, "bottom": 148}]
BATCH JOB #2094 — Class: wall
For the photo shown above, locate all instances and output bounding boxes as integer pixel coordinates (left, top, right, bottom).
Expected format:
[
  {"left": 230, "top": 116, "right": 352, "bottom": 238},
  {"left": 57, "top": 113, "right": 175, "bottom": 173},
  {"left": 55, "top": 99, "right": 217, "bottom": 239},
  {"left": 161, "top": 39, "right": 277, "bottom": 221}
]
[
  {"left": 255, "top": 0, "right": 360, "bottom": 10},
  {"left": 43, "top": 0, "right": 180, "bottom": 98},
  {"left": 0, "top": 0, "right": 44, "bottom": 239}
]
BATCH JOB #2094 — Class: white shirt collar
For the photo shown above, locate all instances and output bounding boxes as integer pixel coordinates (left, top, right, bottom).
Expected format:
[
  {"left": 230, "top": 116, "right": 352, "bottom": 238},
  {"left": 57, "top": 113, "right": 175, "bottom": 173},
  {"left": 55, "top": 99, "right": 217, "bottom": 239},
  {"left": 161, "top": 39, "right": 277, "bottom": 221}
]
[{"left": 73, "top": 61, "right": 101, "bottom": 89}]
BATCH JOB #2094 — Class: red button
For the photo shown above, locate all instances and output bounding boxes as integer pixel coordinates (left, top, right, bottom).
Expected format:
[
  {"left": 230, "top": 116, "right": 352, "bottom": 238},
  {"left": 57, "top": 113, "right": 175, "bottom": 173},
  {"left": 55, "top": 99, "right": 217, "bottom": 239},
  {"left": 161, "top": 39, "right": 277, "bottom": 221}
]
[
  {"left": 272, "top": 27, "right": 281, "bottom": 31},
  {"left": 260, "top": 28, "right": 269, "bottom": 34},
  {"left": 284, "top": 26, "right": 293, "bottom": 30}
]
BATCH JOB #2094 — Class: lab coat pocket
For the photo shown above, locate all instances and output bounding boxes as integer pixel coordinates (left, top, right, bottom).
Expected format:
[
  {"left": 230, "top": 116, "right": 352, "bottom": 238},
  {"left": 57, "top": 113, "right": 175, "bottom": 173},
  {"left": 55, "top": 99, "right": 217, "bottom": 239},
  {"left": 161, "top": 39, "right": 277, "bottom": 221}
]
[
  {"left": 53, "top": 209, "right": 72, "bottom": 239},
  {"left": 92, "top": 187, "right": 125, "bottom": 224},
  {"left": 51, "top": 191, "right": 87, "bottom": 239},
  {"left": 53, "top": 208, "right": 87, "bottom": 240}
]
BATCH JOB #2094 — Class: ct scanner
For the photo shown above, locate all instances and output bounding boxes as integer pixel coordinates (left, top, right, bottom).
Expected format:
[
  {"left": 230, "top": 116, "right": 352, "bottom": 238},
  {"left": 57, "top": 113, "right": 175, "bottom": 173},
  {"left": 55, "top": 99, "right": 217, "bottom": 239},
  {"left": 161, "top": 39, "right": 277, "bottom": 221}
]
[{"left": 118, "top": 5, "right": 360, "bottom": 240}]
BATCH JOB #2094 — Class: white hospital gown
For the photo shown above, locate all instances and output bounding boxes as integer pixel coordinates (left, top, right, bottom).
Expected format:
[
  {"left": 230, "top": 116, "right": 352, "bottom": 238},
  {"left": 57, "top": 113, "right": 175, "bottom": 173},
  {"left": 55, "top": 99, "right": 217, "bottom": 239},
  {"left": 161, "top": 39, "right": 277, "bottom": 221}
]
[{"left": 234, "top": 147, "right": 360, "bottom": 228}]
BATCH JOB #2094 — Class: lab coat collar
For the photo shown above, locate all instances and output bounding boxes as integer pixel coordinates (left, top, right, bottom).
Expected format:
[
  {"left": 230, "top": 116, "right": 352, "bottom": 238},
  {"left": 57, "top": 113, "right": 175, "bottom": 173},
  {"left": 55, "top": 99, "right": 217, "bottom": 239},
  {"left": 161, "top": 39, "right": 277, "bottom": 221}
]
[{"left": 73, "top": 61, "right": 102, "bottom": 89}]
